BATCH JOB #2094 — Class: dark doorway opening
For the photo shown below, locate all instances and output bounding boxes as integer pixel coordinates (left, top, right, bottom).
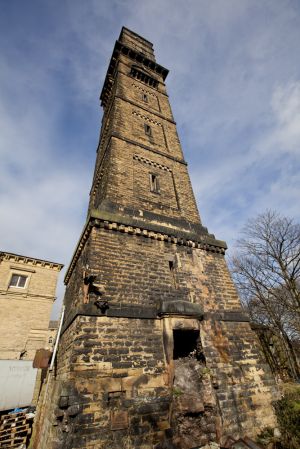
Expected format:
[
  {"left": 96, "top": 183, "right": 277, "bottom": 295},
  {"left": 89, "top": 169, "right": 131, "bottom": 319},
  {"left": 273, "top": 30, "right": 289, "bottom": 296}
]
[{"left": 173, "top": 329, "right": 199, "bottom": 360}]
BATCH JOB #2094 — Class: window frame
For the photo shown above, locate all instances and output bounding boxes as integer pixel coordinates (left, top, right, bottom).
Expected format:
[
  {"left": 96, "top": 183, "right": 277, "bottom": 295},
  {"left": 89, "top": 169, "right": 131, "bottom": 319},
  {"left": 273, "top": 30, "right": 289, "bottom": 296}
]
[
  {"left": 144, "top": 123, "right": 152, "bottom": 137},
  {"left": 149, "top": 173, "right": 160, "bottom": 194},
  {"left": 9, "top": 273, "right": 28, "bottom": 289}
]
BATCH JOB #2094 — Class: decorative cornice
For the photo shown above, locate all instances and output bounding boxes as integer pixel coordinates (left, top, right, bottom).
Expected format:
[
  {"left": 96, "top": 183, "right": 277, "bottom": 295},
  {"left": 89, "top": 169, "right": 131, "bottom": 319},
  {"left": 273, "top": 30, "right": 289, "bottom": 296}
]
[
  {"left": 133, "top": 154, "right": 171, "bottom": 172},
  {"left": 0, "top": 251, "right": 63, "bottom": 271},
  {"left": 64, "top": 219, "right": 94, "bottom": 284},
  {"left": 132, "top": 110, "right": 163, "bottom": 127},
  {"left": 100, "top": 40, "right": 169, "bottom": 108},
  {"left": 131, "top": 82, "right": 158, "bottom": 98},
  {"left": 64, "top": 212, "right": 227, "bottom": 285}
]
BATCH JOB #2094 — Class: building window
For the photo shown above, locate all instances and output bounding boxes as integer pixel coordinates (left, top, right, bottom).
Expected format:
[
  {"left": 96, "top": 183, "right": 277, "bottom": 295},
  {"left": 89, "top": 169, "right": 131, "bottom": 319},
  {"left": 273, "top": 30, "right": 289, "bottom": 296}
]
[
  {"left": 144, "top": 123, "right": 152, "bottom": 136},
  {"left": 9, "top": 274, "right": 28, "bottom": 288},
  {"left": 142, "top": 93, "right": 148, "bottom": 102},
  {"left": 150, "top": 173, "right": 159, "bottom": 193},
  {"left": 169, "top": 260, "right": 178, "bottom": 289}
]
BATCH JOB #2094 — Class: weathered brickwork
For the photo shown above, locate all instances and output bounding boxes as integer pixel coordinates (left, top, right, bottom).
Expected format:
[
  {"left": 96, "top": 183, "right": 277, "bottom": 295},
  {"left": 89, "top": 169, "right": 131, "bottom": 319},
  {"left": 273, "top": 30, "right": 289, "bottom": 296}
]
[
  {"left": 90, "top": 137, "right": 201, "bottom": 224},
  {"left": 34, "top": 27, "right": 278, "bottom": 449}
]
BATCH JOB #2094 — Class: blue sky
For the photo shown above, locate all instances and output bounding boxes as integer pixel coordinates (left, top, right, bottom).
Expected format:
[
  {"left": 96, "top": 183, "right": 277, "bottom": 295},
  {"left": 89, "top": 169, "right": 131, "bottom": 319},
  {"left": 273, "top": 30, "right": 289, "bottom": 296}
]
[{"left": 1, "top": 0, "right": 300, "bottom": 318}]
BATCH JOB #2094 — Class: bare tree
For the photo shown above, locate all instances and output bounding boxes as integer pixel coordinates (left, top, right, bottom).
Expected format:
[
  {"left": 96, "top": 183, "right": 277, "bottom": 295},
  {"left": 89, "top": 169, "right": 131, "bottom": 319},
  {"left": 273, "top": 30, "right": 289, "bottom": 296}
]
[{"left": 230, "top": 210, "right": 300, "bottom": 379}]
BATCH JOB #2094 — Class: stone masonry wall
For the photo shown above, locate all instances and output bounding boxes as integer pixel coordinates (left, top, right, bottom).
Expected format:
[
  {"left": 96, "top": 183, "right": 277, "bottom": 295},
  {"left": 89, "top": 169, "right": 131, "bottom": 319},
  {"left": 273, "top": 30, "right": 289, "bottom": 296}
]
[
  {"left": 0, "top": 254, "right": 62, "bottom": 360},
  {"left": 37, "top": 315, "right": 170, "bottom": 449},
  {"left": 93, "top": 137, "right": 201, "bottom": 224},
  {"left": 36, "top": 225, "right": 277, "bottom": 449}
]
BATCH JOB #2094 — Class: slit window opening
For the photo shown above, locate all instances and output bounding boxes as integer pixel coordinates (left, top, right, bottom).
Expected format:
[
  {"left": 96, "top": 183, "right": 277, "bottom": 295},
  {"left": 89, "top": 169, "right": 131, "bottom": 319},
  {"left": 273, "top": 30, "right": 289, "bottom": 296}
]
[
  {"left": 169, "top": 260, "right": 178, "bottom": 288},
  {"left": 144, "top": 123, "right": 152, "bottom": 136},
  {"left": 142, "top": 93, "right": 148, "bottom": 102},
  {"left": 150, "top": 173, "right": 159, "bottom": 193}
]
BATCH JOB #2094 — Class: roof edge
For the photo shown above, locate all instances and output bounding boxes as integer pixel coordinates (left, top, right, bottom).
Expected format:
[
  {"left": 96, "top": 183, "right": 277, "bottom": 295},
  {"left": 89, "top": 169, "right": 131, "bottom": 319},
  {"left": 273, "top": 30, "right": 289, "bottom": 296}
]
[
  {"left": 0, "top": 251, "right": 64, "bottom": 270},
  {"left": 119, "top": 26, "right": 154, "bottom": 47}
]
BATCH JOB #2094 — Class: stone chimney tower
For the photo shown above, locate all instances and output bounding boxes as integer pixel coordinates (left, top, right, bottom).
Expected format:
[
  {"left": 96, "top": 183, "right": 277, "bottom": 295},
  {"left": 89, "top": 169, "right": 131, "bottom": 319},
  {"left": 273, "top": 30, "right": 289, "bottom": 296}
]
[{"left": 35, "top": 27, "right": 277, "bottom": 449}]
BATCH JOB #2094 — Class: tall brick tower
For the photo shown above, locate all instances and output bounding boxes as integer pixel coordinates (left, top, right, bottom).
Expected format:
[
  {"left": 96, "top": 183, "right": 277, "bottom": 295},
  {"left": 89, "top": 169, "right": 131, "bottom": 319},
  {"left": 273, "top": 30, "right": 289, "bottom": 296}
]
[{"left": 36, "top": 28, "right": 278, "bottom": 449}]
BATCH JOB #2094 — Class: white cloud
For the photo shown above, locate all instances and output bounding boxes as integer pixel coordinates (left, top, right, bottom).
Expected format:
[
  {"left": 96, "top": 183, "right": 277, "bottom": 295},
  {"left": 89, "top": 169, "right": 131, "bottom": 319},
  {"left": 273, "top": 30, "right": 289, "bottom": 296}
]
[
  {"left": 267, "top": 81, "right": 300, "bottom": 154},
  {"left": 190, "top": 79, "right": 300, "bottom": 251},
  {"left": 1, "top": 0, "right": 300, "bottom": 318}
]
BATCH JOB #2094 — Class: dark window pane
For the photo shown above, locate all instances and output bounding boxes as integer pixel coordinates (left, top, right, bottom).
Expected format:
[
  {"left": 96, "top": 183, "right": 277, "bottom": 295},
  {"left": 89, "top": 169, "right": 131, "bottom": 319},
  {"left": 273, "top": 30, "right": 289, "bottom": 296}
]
[
  {"left": 18, "top": 276, "right": 27, "bottom": 287},
  {"left": 150, "top": 174, "right": 159, "bottom": 193},
  {"left": 144, "top": 124, "right": 152, "bottom": 136},
  {"left": 10, "top": 275, "right": 19, "bottom": 287}
]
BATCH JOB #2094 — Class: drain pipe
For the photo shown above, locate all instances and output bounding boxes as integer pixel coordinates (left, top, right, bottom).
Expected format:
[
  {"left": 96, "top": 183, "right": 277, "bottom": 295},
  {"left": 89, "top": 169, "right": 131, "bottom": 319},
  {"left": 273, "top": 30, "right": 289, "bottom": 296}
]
[
  {"left": 31, "top": 306, "right": 66, "bottom": 448},
  {"left": 49, "top": 305, "right": 65, "bottom": 371},
  {"left": 43, "top": 304, "right": 65, "bottom": 403},
  {"left": 42, "top": 305, "right": 65, "bottom": 405}
]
